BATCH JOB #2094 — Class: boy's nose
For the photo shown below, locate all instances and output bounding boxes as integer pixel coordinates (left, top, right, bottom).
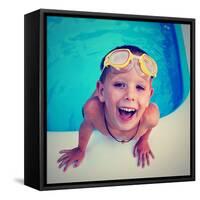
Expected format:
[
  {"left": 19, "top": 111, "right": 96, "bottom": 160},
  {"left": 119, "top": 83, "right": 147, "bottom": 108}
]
[
  {"left": 125, "top": 93, "right": 135, "bottom": 101},
  {"left": 125, "top": 89, "right": 136, "bottom": 102},
  {"left": 126, "top": 97, "right": 134, "bottom": 101}
]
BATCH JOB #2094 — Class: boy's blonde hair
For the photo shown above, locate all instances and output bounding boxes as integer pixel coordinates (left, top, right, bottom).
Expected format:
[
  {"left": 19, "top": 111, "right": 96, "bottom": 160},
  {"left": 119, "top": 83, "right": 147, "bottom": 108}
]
[{"left": 99, "top": 45, "right": 148, "bottom": 83}]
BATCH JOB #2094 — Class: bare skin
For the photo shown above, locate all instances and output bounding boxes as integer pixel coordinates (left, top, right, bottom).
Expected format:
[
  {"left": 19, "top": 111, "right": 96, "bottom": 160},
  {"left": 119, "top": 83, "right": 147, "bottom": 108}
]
[{"left": 58, "top": 65, "right": 160, "bottom": 172}]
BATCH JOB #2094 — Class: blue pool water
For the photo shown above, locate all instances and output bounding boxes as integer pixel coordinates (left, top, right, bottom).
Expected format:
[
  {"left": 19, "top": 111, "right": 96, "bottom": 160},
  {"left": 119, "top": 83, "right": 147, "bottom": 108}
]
[{"left": 47, "top": 16, "right": 190, "bottom": 131}]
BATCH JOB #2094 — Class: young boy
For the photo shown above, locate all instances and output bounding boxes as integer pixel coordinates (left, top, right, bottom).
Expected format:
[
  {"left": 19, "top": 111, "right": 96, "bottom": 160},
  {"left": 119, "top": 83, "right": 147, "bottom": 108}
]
[{"left": 57, "top": 45, "right": 160, "bottom": 172}]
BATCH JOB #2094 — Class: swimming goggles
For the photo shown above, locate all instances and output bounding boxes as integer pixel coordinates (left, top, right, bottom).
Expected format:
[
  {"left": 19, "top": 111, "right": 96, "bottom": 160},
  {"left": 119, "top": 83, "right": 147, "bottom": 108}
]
[{"left": 103, "top": 48, "right": 157, "bottom": 77}]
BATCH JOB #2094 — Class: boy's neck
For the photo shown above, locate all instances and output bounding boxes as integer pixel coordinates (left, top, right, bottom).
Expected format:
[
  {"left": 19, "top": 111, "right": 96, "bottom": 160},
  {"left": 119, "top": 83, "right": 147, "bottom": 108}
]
[{"left": 104, "top": 107, "right": 140, "bottom": 141}]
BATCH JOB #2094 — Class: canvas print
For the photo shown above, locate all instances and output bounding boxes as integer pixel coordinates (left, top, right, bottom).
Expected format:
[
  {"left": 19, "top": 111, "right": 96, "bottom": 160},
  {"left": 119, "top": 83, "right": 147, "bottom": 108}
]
[{"left": 46, "top": 15, "right": 191, "bottom": 184}]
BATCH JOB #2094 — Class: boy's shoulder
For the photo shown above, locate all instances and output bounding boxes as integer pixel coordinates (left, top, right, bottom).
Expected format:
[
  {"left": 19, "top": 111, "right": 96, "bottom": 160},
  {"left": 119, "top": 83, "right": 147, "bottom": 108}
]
[
  {"left": 83, "top": 96, "right": 102, "bottom": 121},
  {"left": 142, "top": 103, "right": 160, "bottom": 128}
]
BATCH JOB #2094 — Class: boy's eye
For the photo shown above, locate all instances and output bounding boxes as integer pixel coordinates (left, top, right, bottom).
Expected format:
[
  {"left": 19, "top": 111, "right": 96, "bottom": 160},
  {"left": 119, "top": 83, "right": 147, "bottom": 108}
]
[
  {"left": 114, "top": 82, "right": 126, "bottom": 88},
  {"left": 136, "top": 85, "right": 145, "bottom": 91}
]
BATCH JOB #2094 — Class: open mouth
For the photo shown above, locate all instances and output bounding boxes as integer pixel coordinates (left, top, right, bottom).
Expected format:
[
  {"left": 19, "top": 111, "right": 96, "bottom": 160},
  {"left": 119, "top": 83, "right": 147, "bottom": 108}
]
[{"left": 118, "top": 107, "right": 137, "bottom": 121}]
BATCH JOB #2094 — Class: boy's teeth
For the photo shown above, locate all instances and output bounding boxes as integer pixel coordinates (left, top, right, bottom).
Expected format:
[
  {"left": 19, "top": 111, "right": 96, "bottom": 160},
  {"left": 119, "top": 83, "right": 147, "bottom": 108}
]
[
  {"left": 120, "top": 107, "right": 136, "bottom": 112},
  {"left": 118, "top": 107, "right": 137, "bottom": 120}
]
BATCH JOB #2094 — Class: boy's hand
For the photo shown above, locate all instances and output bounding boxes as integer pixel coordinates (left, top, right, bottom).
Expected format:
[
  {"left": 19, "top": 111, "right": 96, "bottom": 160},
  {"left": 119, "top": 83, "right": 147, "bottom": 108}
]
[
  {"left": 57, "top": 147, "right": 85, "bottom": 172},
  {"left": 133, "top": 137, "right": 154, "bottom": 168}
]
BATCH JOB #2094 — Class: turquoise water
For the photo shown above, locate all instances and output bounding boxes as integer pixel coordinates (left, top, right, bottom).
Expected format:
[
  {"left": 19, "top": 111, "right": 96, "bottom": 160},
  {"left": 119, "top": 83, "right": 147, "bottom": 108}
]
[{"left": 47, "top": 16, "right": 190, "bottom": 131}]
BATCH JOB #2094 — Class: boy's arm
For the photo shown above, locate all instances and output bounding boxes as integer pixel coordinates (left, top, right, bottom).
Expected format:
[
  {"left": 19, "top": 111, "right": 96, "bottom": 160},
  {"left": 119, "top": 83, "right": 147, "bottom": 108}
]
[
  {"left": 57, "top": 120, "right": 94, "bottom": 172},
  {"left": 138, "top": 103, "right": 160, "bottom": 143},
  {"left": 133, "top": 103, "right": 160, "bottom": 168},
  {"left": 138, "top": 127, "right": 152, "bottom": 141},
  {"left": 57, "top": 98, "right": 97, "bottom": 172},
  {"left": 79, "top": 97, "right": 98, "bottom": 151},
  {"left": 78, "top": 119, "right": 94, "bottom": 152},
  {"left": 133, "top": 128, "right": 154, "bottom": 168}
]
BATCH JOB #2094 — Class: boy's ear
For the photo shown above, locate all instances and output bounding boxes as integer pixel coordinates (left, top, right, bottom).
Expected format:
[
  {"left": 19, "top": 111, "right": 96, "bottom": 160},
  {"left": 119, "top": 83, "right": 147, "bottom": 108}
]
[
  {"left": 150, "top": 88, "right": 154, "bottom": 97},
  {"left": 96, "top": 81, "right": 105, "bottom": 102}
]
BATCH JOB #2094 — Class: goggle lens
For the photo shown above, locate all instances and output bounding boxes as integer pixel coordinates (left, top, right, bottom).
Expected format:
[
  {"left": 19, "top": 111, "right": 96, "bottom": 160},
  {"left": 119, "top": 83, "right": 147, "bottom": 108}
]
[
  {"left": 141, "top": 54, "right": 157, "bottom": 76},
  {"left": 109, "top": 50, "right": 129, "bottom": 65}
]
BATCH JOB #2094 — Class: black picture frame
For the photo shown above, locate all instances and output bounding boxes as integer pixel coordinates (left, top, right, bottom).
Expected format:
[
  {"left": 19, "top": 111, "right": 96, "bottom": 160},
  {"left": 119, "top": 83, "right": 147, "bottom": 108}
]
[{"left": 24, "top": 9, "right": 195, "bottom": 191}]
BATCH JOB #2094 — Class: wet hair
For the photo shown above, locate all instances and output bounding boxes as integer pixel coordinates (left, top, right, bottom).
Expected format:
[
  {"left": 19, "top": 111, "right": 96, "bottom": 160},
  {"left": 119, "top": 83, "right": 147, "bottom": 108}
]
[{"left": 99, "top": 45, "right": 148, "bottom": 83}]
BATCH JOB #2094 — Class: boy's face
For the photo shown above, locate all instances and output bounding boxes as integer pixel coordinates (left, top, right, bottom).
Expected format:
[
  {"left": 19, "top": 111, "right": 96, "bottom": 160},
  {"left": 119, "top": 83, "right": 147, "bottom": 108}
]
[{"left": 98, "top": 63, "right": 153, "bottom": 132}]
